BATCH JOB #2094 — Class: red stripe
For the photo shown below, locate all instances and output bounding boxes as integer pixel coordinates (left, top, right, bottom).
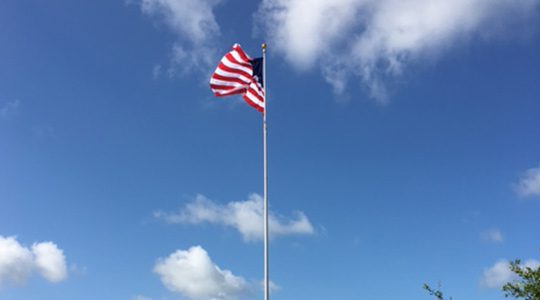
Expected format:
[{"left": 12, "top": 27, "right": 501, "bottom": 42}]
[
  {"left": 242, "top": 94, "right": 264, "bottom": 113},
  {"left": 213, "top": 69, "right": 251, "bottom": 84},
  {"left": 225, "top": 53, "right": 251, "bottom": 68},
  {"left": 247, "top": 80, "right": 265, "bottom": 97},
  {"left": 210, "top": 83, "right": 239, "bottom": 91},
  {"left": 213, "top": 88, "right": 246, "bottom": 97},
  {"left": 217, "top": 64, "right": 252, "bottom": 80},
  {"left": 246, "top": 87, "right": 264, "bottom": 103},
  {"left": 250, "top": 81, "right": 264, "bottom": 94},
  {"left": 233, "top": 44, "right": 251, "bottom": 62},
  {"left": 210, "top": 86, "right": 245, "bottom": 97},
  {"left": 211, "top": 73, "right": 250, "bottom": 86}
]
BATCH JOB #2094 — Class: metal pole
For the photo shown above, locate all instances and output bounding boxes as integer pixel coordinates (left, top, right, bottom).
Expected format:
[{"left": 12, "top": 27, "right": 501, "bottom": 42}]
[{"left": 262, "top": 42, "right": 269, "bottom": 300}]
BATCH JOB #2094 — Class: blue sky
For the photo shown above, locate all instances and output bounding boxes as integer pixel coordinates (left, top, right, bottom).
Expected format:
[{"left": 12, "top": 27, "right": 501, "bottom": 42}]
[{"left": 1, "top": 1, "right": 540, "bottom": 300}]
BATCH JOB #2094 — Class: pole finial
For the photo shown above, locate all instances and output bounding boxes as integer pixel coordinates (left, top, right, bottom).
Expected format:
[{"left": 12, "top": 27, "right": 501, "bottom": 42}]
[{"left": 262, "top": 43, "right": 267, "bottom": 50}]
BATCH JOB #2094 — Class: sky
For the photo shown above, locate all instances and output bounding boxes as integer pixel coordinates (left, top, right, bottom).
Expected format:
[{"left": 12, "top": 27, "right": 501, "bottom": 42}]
[{"left": 1, "top": 1, "right": 540, "bottom": 300}]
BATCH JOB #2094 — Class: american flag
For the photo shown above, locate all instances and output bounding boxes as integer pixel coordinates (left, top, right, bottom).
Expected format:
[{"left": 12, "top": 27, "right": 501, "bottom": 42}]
[{"left": 209, "top": 44, "right": 265, "bottom": 113}]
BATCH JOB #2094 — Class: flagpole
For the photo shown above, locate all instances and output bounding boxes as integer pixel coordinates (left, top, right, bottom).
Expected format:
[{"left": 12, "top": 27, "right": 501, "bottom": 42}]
[{"left": 262, "top": 42, "right": 269, "bottom": 300}]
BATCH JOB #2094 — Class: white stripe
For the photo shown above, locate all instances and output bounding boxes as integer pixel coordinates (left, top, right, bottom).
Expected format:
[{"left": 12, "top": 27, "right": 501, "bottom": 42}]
[
  {"left": 210, "top": 82, "right": 244, "bottom": 92},
  {"left": 210, "top": 78, "right": 245, "bottom": 87},
  {"left": 245, "top": 90, "right": 265, "bottom": 108},
  {"left": 221, "top": 57, "right": 252, "bottom": 75},
  {"left": 214, "top": 88, "right": 243, "bottom": 96},
  {"left": 253, "top": 83, "right": 265, "bottom": 95},
  {"left": 245, "top": 93, "right": 265, "bottom": 108},
  {"left": 210, "top": 82, "right": 245, "bottom": 95},
  {"left": 214, "top": 68, "right": 252, "bottom": 84},
  {"left": 232, "top": 44, "right": 251, "bottom": 60},
  {"left": 249, "top": 82, "right": 265, "bottom": 97},
  {"left": 230, "top": 50, "right": 249, "bottom": 65}
]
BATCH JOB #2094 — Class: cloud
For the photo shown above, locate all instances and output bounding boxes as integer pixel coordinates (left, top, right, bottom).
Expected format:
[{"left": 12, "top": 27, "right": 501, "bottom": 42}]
[
  {"left": 256, "top": 0, "right": 540, "bottom": 102},
  {"left": 132, "top": 296, "right": 153, "bottom": 300},
  {"left": 32, "top": 125, "right": 56, "bottom": 139},
  {"left": 152, "top": 64, "right": 162, "bottom": 79},
  {"left": 154, "top": 246, "right": 248, "bottom": 300},
  {"left": 138, "top": 0, "right": 223, "bottom": 74},
  {"left": 482, "top": 229, "right": 504, "bottom": 243},
  {"left": 154, "top": 194, "right": 315, "bottom": 241},
  {"left": 516, "top": 164, "right": 540, "bottom": 198},
  {"left": 0, "top": 236, "right": 34, "bottom": 285},
  {"left": 0, "top": 236, "right": 68, "bottom": 286},
  {"left": 0, "top": 100, "right": 20, "bottom": 119},
  {"left": 259, "top": 280, "right": 281, "bottom": 293},
  {"left": 481, "top": 259, "right": 540, "bottom": 288},
  {"left": 68, "top": 263, "right": 87, "bottom": 276},
  {"left": 32, "top": 242, "right": 68, "bottom": 283},
  {"left": 481, "top": 260, "right": 514, "bottom": 288}
]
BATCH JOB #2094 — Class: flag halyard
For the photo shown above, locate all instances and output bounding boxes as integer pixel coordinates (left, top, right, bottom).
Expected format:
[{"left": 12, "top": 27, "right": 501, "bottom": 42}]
[{"left": 210, "top": 43, "right": 269, "bottom": 300}]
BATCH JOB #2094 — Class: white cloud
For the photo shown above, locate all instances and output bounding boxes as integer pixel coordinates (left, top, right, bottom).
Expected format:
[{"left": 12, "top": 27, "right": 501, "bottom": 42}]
[
  {"left": 256, "top": 0, "right": 364, "bottom": 70},
  {"left": 32, "top": 242, "right": 67, "bottom": 283},
  {"left": 0, "top": 236, "right": 34, "bottom": 285},
  {"left": 481, "top": 259, "right": 540, "bottom": 288},
  {"left": 259, "top": 280, "right": 281, "bottom": 293},
  {"left": 0, "top": 100, "right": 20, "bottom": 119},
  {"left": 516, "top": 165, "right": 540, "bottom": 198},
  {"left": 0, "top": 236, "right": 68, "bottom": 286},
  {"left": 154, "top": 246, "right": 248, "bottom": 300},
  {"left": 256, "top": 0, "right": 540, "bottom": 102},
  {"left": 138, "top": 0, "right": 222, "bottom": 74},
  {"left": 481, "top": 260, "right": 513, "bottom": 288},
  {"left": 154, "top": 194, "right": 315, "bottom": 241},
  {"left": 482, "top": 229, "right": 504, "bottom": 243}
]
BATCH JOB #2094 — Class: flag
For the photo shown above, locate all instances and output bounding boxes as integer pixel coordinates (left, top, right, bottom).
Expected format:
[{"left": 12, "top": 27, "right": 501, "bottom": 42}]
[{"left": 209, "top": 44, "right": 265, "bottom": 113}]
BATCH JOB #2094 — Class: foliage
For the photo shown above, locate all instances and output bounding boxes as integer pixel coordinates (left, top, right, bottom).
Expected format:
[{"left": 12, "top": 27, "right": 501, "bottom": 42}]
[
  {"left": 423, "top": 283, "right": 452, "bottom": 300},
  {"left": 502, "top": 259, "right": 540, "bottom": 300},
  {"left": 424, "top": 253, "right": 540, "bottom": 300}
]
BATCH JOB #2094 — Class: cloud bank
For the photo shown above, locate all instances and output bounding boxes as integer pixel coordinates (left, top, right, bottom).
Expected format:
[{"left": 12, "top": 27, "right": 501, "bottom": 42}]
[
  {"left": 154, "top": 246, "right": 248, "bottom": 300},
  {"left": 516, "top": 164, "right": 540, "bottom": 198},
  {"left": 481, "top": 259, "right": 540, "bottom": 288},
  {"left": 139, "top": 0, "right": 223, "bottom": 74},
  {"left": 256, "top": 0, "right": 540, "bottom": 102},
  {"left": 154, "top": 194, "right": 315, "bottom": 241},
  {"left": 0, "top": 236, "right": 68, "bottom": 286},
  {"left": 135, "top": 0, "right": 539, "bottom": 101}
]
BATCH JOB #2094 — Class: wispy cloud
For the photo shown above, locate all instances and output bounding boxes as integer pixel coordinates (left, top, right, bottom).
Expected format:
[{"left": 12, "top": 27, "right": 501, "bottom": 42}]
[
  {"left": 152, "top": 64, "right": 162, "bottom": 80},
  {"left": 132, "top": 295, "right": 153, "bottom": 300},
  {"left": 481, "top": 259, "right": 540, "bottom": 288},
  {"left": 154, "top": 194, "right": 315, "bottom": 241},
  {"left": 0, "top": 99, "right": 20, "bottom": 119},
  {"left": 31, "top": 125, "right": 56, "bottom": 139},
  {"left": 482, "top": 229, "right": 504, "bottom": 243},
  {"left": 137, "top": 0, "right": 223, "bottom": 75},
  {"left": 154, "top": 246, "right": 248, "bottom": 300},
  {"left": 256, "top": 0, "right": 540, "bottom": 103},
  {"left": 516, "top": 164, "right": 540, "bottom": 198},
  {"left": 0, "top": 236, "right": 68, "bottom": 286}
]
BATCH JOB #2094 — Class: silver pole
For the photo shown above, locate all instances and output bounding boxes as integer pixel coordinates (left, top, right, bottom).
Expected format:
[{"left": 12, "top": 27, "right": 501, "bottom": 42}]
[{"left": 262, "top": 42, "right": 269, "bottom": 300}]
